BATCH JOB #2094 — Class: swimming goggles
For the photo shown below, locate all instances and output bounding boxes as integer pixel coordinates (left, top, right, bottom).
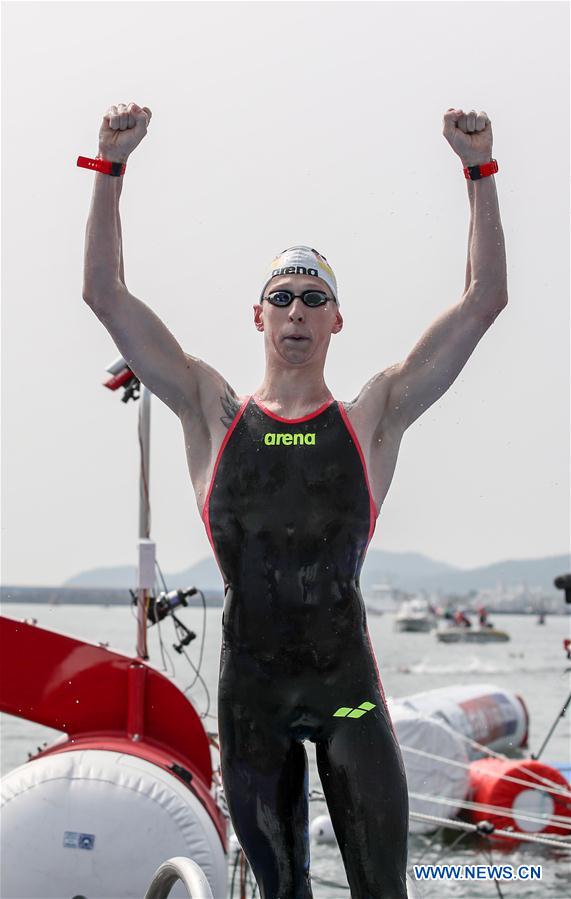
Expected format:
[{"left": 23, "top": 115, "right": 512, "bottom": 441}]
[{"left": 263, "top": 289, "right": 335, "bottom": 308}]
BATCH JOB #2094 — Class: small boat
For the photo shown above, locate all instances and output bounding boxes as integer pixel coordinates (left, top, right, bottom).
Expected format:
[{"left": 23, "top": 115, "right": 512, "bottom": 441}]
[
  {"left": 394, "top": 597, "right": 435, "bottom": 632},
  {"left": 436, "top": 625, "right": 510, "bottom": 643}
]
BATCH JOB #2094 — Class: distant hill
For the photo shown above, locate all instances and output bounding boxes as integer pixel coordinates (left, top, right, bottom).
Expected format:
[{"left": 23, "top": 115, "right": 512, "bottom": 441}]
[
  {"left": 407, "top": 555, "right": 570, "bottom": 593},
  {"left": 62, "top": 565, "right": 139, "bottom": 589},
  {"left": 55, "top": 549, "right": 568, "bottom": 595}
]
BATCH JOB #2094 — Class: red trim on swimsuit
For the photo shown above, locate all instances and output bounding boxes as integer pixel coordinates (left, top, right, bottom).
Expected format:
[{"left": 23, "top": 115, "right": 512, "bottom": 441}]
[
  {"left": 365, "top": 625, "right": 397, "bottom": 738},
  {"left": 337, "top": 401, "right": 379, "bottom": 546},
  {"left": 252, "top": 394, "right": 335, "bottom": 423},
  {"left": 335, "top": 404, "right": 390, "bottom": 729}
]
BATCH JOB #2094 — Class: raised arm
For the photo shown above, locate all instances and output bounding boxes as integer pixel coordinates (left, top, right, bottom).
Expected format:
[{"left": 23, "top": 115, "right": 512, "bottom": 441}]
[
  {"left": 379, "top": 108, "right": 508, "bottom": 433},
  {"left": 82, "top": 102, "right": 230, "bottom": 420}
]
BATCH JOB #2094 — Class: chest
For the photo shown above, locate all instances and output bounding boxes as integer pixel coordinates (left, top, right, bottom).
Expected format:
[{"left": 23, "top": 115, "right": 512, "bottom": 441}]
[{"left": 209, "top": 406, "right": 371, "bottom": 533}]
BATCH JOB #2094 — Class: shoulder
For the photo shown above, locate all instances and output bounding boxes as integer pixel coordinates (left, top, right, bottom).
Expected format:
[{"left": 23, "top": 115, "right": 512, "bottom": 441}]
[
  {"left": 341, "top": 363, "right": 401, "bottom": 424},
  {"left": 338, "top": 364, "right": 408, "bottom": 457},
  {"left": 180, "top": 353, "right": 247, "bottom": 430}
]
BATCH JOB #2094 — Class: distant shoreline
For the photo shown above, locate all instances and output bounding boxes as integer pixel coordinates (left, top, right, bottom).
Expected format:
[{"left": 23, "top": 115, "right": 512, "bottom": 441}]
[
  {"left": 1, "top": 586, "right": 569, "bottom": 615},
  {"left": 0, "top": 586, "right": 224, "bottom": 607}
]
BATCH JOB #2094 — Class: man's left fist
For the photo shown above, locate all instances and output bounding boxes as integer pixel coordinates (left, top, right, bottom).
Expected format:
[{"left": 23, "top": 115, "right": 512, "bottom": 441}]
[{"left": 443, "top": 108, "right": 493, "bottom": 167}]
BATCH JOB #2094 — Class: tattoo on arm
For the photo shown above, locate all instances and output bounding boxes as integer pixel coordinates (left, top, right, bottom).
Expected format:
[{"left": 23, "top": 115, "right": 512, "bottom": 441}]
[
  {"left": 219, "top": 383, "right": 241, "bottom": 428},
  {"left": 343, "top": 395, "right": 359, "bottom": 413}
]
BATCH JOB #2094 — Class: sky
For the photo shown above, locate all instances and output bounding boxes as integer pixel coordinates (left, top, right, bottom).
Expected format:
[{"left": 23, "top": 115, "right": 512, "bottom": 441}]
[{"left": 1, "top": 0, "right": 569, "bottom": 586}]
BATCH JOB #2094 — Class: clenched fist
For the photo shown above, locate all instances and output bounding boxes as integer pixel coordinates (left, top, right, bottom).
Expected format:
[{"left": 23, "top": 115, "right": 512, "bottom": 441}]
[
  {"left": 98, "top": 102, "right": 152, "bottom": 164},
  {"left": 443, "top": 108, "right": 493, "bottom": 167}
]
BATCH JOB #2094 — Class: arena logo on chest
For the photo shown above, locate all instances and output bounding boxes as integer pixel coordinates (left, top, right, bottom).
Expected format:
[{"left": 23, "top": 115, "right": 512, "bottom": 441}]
[{"left": 264, "top": 433, "right": 316, "bottom": 446}]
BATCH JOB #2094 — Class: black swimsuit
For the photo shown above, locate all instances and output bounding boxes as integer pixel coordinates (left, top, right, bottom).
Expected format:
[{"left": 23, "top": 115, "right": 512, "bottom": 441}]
[{"left": 203, "top": 396, "right": 409, "bottom": 899}]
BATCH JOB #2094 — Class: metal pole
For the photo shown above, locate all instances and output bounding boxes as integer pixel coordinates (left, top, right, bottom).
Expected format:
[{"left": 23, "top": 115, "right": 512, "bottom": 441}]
[
  {"left": 137, "top": 386, "right": 152, "bottom": 659},
  {"left": 532, "top": 691, "right": 571, "bottom": 761}
]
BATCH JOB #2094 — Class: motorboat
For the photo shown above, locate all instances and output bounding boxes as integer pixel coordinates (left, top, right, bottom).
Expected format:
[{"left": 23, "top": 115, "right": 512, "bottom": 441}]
[
  {"left": 394, "top": 597, "right": 435, "bottom": 632},
  {"left": 436, "top": 624, "right": 510, "bottom": 643}
]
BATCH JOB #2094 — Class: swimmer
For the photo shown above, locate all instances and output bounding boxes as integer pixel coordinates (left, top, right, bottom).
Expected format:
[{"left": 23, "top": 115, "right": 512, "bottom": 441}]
[
  {"left": 454, "top": 609, "right": 472, "bottom": 629},
  {"left": 82, "top": 102, "right": 507, "bottom": 899},
  {"left": 478, "top": 606, "right": 493, "bottom": 628}
]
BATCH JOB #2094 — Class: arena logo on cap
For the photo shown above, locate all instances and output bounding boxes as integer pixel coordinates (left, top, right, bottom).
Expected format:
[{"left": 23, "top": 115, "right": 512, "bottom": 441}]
[{"left": 272, "top": 266, "right": 319, "bottom": 278}]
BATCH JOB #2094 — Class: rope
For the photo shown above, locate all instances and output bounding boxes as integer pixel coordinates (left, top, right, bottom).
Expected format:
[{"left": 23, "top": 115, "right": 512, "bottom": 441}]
[
  {"left": 408, "top": 810, "right": 571, "bottom": 849},
  {"left": 309, "top": 784, "right": 571, "bottom": 837},
  {"left": 427, "top": 827, "right": 470, "bottom": 867},
  {"left": 400, "top": 742, "right": 571, "bottom": 801},
  {"left": 400, "top": 707, "right": 571, "bottom": 797},
  {"left": 310, "top": 790, "right": 571, "bottom": 850},
  {"left": 479, "top": 842, "right": 506, "bottom": 899},
  {"left": 408, "top": 789, "right": 571, "bottom": 829},
  {"left": 415, "top": 825, "right": 445, "bottom": 864}
]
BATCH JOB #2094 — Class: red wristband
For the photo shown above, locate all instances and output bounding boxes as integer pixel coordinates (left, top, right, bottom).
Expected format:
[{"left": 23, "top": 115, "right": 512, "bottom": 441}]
[
  {"left": 77, "top": 155, "right": 126, "bottom": 177},
  {"left": 463, "top": 159, "right": 498, "bottom": 180}
]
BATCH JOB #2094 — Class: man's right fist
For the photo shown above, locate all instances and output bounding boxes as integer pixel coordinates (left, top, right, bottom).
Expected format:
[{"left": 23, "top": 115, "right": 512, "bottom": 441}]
[{"left": 98, "top": 102, "right": 152, "bottom": 164}]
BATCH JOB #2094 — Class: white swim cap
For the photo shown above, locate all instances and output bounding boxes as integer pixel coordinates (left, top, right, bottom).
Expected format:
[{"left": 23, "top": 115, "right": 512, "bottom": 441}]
[{"left": 260, "top": 246, "right": 339, "bottom": 304}]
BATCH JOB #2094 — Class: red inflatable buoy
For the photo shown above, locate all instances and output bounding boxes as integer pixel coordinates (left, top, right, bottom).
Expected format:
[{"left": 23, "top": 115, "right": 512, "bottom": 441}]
[{"left": 468, "top": 757, "right": 570, "bottom": 844}]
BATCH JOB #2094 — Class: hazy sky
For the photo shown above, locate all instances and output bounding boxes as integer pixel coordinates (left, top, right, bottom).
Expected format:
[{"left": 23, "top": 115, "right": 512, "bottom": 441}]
[{"left": 2, "top": 1, "right": 569, "bottom": 586}]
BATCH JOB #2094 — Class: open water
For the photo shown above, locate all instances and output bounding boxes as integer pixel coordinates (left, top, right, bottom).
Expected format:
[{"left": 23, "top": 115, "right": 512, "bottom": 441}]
[{"left": 1, "top": 603, "right": 570, "bottom": 898}]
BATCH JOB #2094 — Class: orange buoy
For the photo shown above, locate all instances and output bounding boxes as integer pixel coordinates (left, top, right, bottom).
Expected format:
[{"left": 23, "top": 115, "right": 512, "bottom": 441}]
[{"left": 467, "top": 757, "right": 571, "bottom": 845}]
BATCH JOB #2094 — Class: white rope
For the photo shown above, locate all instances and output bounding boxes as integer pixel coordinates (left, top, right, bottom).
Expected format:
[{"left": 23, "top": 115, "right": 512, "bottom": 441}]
[
  {"left": 400, "top": 743, "right": 571, "bottom": 801},
  {"left": 409, "top": 810, "right": 571, "bottom": 849},
  {"left": 399, "top": 707, "right": 571, "bottom": 796},
  {"left": 309, "top": 787, "right": 571, "bottom": 847},
  {"left": 408, "top": 789, "right": 571, "bottom": 830}
]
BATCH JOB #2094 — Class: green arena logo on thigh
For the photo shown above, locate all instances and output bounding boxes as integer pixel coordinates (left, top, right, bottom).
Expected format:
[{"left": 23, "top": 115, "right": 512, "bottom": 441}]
[{"left": 333, "top": 701, "right": 376, "bottom": 718}]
